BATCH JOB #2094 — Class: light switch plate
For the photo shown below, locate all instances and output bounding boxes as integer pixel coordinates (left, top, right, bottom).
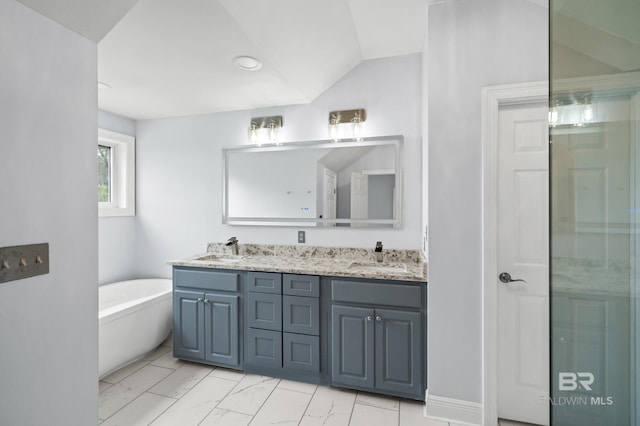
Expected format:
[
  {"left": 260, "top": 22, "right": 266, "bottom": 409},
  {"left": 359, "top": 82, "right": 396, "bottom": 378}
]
[{"left": 0, "top": 243, "right": 49, "bottom": 284}]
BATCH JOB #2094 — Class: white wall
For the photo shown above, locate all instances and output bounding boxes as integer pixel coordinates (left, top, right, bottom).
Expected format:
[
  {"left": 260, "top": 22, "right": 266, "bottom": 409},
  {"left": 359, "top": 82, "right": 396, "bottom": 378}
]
[
  {"left": 0, "top": 1, "right": 98, "bottom": 424},
  {"left": 97, "top": 110, "right": 137, "bottom": 284},
  {"left": 426, "top": 0, "right": 548, "bottom": 408},
  {"left": 135, "top": 54, "right": 422, "bottom": 279}
]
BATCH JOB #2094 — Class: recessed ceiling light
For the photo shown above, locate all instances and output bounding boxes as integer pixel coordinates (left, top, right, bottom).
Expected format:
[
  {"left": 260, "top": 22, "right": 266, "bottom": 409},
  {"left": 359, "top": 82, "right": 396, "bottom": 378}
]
[
  {"left": 233, "top": 55, "right": 263, "bottom": 71},
  {"left": 97, "top": 81, "right": 111, "bottom": 89}
]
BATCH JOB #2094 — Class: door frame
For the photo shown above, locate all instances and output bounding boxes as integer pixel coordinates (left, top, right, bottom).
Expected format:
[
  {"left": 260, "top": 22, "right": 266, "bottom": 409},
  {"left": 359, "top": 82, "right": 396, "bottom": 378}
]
[{"left": 482, "top": 81, "right": 548, "bottom": 426}]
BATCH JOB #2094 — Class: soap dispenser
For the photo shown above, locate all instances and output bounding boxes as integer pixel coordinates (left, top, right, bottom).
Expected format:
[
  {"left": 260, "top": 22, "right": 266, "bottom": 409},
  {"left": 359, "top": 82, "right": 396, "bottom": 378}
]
[{"left": 375, "top": 241, "right": 383, "bottom": 262}]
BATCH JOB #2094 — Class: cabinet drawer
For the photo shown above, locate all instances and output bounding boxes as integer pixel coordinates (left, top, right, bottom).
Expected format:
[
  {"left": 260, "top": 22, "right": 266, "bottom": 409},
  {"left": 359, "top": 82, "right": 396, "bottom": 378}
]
[
  {"left": 283, "top": 274, "right": 319, "bottom": 297},
  {"left": 283, "top": 295, "right": 319, "bottom": 335},
  {"left": 247, "top": 328, "right": 282, "bottom": 368},
  {"left": 247, "top": 272, "right": 282, "bottom": 294},
  {"left": 331, "top": 279, "right": 422, "bottom": 309},
  {"left": 247, "top": 292, "right": 282, "bottom": 331},
  {"left": 283, "top": 333, "right": 319, "bottom": 373},
  {"left": 174, "top": 268, "right": 239, "bottom": 292}
]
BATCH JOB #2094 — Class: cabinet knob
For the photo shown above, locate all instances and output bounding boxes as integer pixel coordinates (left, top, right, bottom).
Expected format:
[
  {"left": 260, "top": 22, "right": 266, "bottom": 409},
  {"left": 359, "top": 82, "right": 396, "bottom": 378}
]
[
  {"left": 366, "top": 316, "right": 373, "bottom": 322},
  {"left": 375, "top": 316, "right": 382, "bottom": 322},
  {"left": 197, "top": 298, "right": 203, "bottom": 302},
  {"left": 203, "top": 299, "right": 209, "bottom": 304}
]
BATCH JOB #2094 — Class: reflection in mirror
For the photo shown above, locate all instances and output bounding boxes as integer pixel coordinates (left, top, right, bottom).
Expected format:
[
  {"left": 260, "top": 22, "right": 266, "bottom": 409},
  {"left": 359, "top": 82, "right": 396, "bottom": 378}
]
[{"left": 223, "top": 136, "right": 402, "bottom": 227}]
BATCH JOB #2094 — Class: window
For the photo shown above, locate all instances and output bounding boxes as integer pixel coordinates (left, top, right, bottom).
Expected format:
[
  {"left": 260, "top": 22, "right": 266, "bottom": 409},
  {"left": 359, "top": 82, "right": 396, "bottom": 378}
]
[
  {"left": 98, "top": 129, "right": 135, "bottom": 217},
  {"left": 97, "top": 144, "right": 112, "bottom": 203}
]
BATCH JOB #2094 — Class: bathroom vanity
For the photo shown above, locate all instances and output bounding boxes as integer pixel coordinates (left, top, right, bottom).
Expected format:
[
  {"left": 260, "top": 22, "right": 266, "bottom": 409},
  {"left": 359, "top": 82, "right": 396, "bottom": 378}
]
[{"left": 169, "top": 243, "right": 427, "bottom": 400}]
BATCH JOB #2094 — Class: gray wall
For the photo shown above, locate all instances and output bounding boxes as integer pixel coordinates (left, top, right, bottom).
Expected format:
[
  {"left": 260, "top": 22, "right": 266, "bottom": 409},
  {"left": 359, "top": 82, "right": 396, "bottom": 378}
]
[
  {"left": 97, "top": 110, "right": 137, "bottom": 285},
  {"left": 426, "top": 0, "right": 548, "bottom": 404},
  {"left": 0, "top": 1, "right": 98, "bottom": 424},
  {"left": 134, "top": 54, "right": 422, "bottom": 279}
]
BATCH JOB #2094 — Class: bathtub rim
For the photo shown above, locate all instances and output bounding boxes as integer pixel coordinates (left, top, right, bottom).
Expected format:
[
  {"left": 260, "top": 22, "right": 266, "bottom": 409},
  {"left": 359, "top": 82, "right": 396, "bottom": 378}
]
[{"left": 98, "top": 278, "right": 172, "bottom": 325}]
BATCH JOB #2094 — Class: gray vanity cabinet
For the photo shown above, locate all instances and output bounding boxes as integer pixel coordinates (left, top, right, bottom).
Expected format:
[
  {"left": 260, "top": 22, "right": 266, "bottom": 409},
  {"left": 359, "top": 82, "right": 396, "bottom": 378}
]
[
  {"left": 172, "top": 264, "right": 425, "bottom": 399},
  {"left": 245, "top": 272, "right": 321, "bottom": 375},
  {"left": 246, "top": 272, "right": 283, "bottom": 368},
  {"left": 373, "top": 308, "right": 421, "bottom": 395},
  {"left": 174, "top": 289, "right": 206, "bottom": 360},
  {"left": 282, "top": 275, "right": 320, "bottom": 373},
  {"left": 330, "top": 278, "right": 425, "bottom": 399},
  {"left": 331, "top": 305, "right": 375, "bottom": 389},
  {"left": 173, "top": 267, "right": 241, "bottom": 369}
]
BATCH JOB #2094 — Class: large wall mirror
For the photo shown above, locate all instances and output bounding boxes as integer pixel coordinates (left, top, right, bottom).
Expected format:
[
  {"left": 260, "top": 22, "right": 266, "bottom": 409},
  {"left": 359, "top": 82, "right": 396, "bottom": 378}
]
[{"left": 223, "top": 135, "right": 403, "bottom": 227}]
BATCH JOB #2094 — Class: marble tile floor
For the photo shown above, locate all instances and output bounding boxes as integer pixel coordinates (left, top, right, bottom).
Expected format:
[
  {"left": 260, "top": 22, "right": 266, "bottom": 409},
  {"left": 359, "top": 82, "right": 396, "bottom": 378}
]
[
  {"left": 99, "top": 336, "right": 431, "bottom": 426},
  {"left": 99, "top": 337, "right": 540, "bottom": 426}
]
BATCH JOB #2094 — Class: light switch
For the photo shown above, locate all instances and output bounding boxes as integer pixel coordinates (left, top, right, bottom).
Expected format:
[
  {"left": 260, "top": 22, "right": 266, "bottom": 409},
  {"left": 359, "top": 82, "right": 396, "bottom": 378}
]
[
  {"left": 298, "top": 231, "right": 305, "bottom": 244},
  {"left": 0, "top": 243, "right": 49, "bottom": 284}
]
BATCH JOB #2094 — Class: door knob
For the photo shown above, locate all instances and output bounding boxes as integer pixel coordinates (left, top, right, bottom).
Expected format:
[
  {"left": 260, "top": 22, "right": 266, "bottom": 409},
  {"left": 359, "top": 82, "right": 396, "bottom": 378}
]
[{"left": 499, "top": 272, "right": 526, "bottom": 284}]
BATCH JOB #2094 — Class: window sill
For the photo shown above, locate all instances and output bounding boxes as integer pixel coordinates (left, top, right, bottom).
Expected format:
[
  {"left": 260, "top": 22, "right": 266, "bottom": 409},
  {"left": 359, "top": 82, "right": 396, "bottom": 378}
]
[{"left": 99, "top": 205, "right": 135, "bottom": 217}]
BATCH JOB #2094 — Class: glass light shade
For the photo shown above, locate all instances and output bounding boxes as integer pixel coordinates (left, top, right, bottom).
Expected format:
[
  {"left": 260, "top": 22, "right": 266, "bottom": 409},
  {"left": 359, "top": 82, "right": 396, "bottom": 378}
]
[
  {"left": 248, "top": 126, "right": 258, "bottom": 145},
  {"left": 352, "top": 120, "right": 363, "bottom": 141},
  {"left": 329, "top": 119, "right": 339, "bottom": 143}
]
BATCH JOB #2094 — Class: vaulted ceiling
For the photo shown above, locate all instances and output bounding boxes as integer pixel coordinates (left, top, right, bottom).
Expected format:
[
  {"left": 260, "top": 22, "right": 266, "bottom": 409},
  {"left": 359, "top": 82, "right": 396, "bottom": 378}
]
[
  {"left": 16, "top": 0, "right": 428, "bottom": 120},
  {"left": 18, "top": 0, "right": 640, "bottom": 121}
]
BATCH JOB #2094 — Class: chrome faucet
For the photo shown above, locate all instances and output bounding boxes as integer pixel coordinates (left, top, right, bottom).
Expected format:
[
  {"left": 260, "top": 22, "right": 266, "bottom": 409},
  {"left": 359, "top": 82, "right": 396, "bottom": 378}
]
[
  {"left": 374, "top": 241, "right": 383, "bottom": 262},
  {"left": 226, "top": 237, "right": 239, "bottom": 256}
]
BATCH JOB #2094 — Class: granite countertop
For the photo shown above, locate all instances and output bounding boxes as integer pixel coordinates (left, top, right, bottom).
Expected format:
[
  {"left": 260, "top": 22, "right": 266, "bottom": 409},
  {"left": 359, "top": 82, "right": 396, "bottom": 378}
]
[{"left": 168, "top": 243, "right": 428, "bottom": 283}]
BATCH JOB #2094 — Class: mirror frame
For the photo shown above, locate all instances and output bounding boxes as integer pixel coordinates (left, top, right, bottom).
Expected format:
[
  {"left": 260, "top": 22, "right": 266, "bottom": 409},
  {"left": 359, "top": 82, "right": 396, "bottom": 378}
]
[{"left": 222, "top": 135, "right": 403, "bottom": 227}]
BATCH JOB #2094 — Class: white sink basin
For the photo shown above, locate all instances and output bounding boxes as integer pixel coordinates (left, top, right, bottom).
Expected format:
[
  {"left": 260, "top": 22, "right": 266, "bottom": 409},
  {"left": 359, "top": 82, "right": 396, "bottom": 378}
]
[
  {"left": 194, "top": 255, "right": 246, "bottom": 263},
  {"left": 348, "top": 262, "right": 408, "bottom": 274}
]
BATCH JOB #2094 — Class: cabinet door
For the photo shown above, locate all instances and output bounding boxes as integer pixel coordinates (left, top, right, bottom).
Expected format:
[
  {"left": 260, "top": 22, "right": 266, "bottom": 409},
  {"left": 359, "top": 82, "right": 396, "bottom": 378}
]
[
  {"left": 283, "top": 274, "right": 320, "bottom": 297},
  {"left": 284, "top": 333, "right": 319, "bottom": 372},
  {"left": 331, "top": 305, "right": 374, "bottom": 389},
  {"left": 246, "top": 328, "right": 282, "bottom": 368},
  {"left": 173, "top": 289, "right": 205, "bottom": 359},
  {"left": 204, "top": 293, "right": 240, "bottom": 368},
  {"left": 246, "top": 272, "right": 282, "bottom": 294},
  {"left": 247, "top": 292, "right": 282, "bottom": 331},
  {"left": 374, "top": 308, "right": 422, "bottom": 396},
  {"left": 283, "top": 295, "right": 319, "bottom": 335}
]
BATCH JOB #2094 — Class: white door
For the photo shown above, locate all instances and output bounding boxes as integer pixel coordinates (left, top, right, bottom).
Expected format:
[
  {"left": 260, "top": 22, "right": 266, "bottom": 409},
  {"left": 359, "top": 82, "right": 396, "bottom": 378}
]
[
  {"left": 323, "top": 168, "right": 337, "bottom": 224},
  {"left": 350, "top": 172, "right": 369, "bottom": 222},
  {"left": 497, "top": 102, "right": 549, "bottom": 425}
]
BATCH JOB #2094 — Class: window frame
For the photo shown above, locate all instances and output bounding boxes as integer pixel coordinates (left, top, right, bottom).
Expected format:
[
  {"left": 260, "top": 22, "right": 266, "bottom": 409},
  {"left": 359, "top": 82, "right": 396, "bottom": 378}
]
[
  {"left": 98, "top": 128, "right": 135, "bottom": 217},
  {"left": 97, "top": 142, "right": 114, "bottom": 205}
]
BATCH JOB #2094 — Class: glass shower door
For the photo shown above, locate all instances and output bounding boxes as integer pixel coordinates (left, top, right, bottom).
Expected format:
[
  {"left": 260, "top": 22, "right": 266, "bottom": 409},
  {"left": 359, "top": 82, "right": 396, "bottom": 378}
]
[{"left": 550, "top": 1, "right": 640, "bottom": 425}]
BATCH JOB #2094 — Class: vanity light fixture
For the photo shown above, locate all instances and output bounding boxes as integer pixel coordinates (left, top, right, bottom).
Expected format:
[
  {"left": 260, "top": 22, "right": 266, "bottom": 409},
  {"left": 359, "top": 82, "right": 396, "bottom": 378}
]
[
  {"left": 548, "top": 95, "right": 600, "bottom": 128},
  {"left": 328, "top": 108, "right": 367, "bottom": 142},
  {"left": 248, "top": 115, "right": 283, "bottom": 146}
]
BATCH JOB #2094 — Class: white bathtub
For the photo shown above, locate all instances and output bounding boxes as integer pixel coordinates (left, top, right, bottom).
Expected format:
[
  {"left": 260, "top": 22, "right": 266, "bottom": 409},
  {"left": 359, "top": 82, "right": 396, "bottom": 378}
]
[{"left": 99, "top": 278, "right": 173, "bottom": 379}]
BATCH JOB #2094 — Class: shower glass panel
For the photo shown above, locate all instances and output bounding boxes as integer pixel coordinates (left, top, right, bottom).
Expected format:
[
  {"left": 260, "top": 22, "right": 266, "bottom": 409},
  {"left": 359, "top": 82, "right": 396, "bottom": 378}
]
[{"left": 551, "top": 1, "right": 640, "bottom": 425}]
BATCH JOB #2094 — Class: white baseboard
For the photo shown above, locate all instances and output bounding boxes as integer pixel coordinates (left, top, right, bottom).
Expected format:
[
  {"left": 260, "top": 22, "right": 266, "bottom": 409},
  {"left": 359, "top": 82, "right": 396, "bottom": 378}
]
[{"left": 425, "top": 390, "right": 483, "bottom": 425}]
